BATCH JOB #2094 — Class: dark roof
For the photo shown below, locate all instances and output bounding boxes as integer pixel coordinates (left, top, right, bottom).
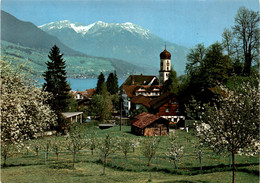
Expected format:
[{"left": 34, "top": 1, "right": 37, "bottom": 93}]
[
  {"left": 123, "top": 85, "right": 138, "bottom": 98},
  {"left": 160, "top": 49, "right": 171, "bottom": 59},
  {"left": 131, "top": 96, "right": 151, "bottom": 108},
  {"left": 123, "top": 85, "right": 162, "bottom": 98},
  {"left": 131, "top": 112, "right": 168, "bottom": 129},
  {"left": 149, "top": 92, "right": 177, "bottom": 109},
  {"left": 120, "top": 75, "right": 159, "bottom": 88}
]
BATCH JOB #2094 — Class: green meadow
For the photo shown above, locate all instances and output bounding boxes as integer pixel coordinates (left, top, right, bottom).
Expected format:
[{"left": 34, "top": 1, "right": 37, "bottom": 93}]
[{"left": 1, "top": 125, "right": 259, "bottom": 183}]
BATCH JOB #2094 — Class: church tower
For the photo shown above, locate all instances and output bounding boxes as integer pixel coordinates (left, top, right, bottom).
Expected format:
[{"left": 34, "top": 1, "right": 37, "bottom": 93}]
[{"left": 159, "top": 46, "right": 171, "bottom": 85}]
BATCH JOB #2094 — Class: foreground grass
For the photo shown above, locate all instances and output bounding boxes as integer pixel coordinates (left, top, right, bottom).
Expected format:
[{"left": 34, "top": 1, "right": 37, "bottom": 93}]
[
  {"left": 1, "top": 161, "right": 258, "bottom": 183},
  {"left": 1, "top": 126, "right": 259, "bottom": 182}
]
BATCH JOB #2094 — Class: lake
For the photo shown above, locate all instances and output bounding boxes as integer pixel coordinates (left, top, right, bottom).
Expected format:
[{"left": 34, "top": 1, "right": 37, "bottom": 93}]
[{"left": 38, "top": 78, "right": 126, "bottom": 91}]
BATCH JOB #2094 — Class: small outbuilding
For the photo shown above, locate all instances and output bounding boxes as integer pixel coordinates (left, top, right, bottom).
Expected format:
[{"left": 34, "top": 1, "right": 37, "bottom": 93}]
[
  {"left": 131, "top": 112, "right": 169, "bottom": 136},
  {"left": 61, "top": 112, "right": 83, "bottom": 123}
]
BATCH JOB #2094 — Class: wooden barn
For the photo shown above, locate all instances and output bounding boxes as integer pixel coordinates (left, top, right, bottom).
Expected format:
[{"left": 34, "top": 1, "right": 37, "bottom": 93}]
[{"left": 131, "top": 112, "right": 169, "bottom": 136}]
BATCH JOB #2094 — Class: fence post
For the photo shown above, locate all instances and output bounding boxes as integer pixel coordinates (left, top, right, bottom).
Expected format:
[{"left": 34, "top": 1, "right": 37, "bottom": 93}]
[
  {"left": 156, "top": 157, "right": 158, "bottom": 170},
  {"left": 199, "top": 152, "right": 202, "bottom": 173},
  {"left": 44, "top": 152, "right": 47, "bottom": 165},
  {"left": 139, "top": 156, "right": 141, "bottom": 171},
  {"left": 176, "top": 155, "right": 179, "bottom": 171},
  {"left": 112, "top": 155, "right": 114, "bottom": 167}
]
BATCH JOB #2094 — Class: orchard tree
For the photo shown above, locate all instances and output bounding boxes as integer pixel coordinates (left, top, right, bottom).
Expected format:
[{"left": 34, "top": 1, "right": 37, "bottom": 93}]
[
  {"left": 66, "top": 122, "right": 87, "bottom": 168},
  {"left": 142, "top": 137, "right": 161, "bottom": 181},
  {"left": 51, "top": 137, "right": 66, "bottom": 161},
  {"left": 165, "top": 131, "right": 184, "bottom": 170},
  {"left": 86, "top": 130, "right": 98, "bottom": 155},
  {"left": 97, "top": 134, "right": 117, "bottom": 174},
  {"left": 193, "top": 79, "right": 259, "bottom": 183},
  {"left": 43, "top": 45, "right": 71, "bottom": 133},
  {"left": 117, "top": 135, "right": 132, "bottom": 167},
  {"left": 1, "top": 58, "right": 57, "bottom": 160}
]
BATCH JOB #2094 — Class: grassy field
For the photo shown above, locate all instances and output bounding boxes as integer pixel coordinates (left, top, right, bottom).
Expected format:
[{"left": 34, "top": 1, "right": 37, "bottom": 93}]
[{"left": 1, "top": 125, "right": 259, "bottom": 183}]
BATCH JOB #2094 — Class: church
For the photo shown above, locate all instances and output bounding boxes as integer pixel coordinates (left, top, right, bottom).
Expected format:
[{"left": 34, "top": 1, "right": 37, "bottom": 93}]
[{"left": 120, "top": 47, "right": 185, "bottom": 125}]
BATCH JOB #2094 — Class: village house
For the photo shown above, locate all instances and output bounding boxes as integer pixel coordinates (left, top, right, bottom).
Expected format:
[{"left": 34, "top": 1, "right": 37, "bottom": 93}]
[
  {"left": 70, "top": 89, "right": 96, "bottom": 107},
  {"left": 149, "top": 92, "right": 185, "bottom": 125},
  {"left": 131, "top": 112, "right": 169, "bottom": 136},
  {"left": 121, "top": 84, "right": 162, "bottom": 115}
]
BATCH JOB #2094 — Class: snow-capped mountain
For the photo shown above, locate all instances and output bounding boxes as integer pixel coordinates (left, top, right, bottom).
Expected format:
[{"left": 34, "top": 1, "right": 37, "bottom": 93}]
[
  {"left": 39, "top": 20, "right": 188, "bottom": 75},
  {"left": 39, "top": 20, "right": 151, "bottom": 38}
]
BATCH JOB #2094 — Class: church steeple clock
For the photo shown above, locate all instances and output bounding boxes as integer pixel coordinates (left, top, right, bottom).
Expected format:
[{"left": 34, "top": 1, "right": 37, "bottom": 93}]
[{"left": 159, "top": 45, "right": 171, "bottom": 85}]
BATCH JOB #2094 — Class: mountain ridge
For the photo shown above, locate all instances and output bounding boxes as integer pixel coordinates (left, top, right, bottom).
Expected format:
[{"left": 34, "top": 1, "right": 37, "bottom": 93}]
[
  {"left": 1, "top": 10, "right": 81, "bottom": 56},
  {"left": 39, "top": 20, "right": 189, "bottom": 75},
  {"left": 1, "top": 11, "right": 152, "bottom": 78}
]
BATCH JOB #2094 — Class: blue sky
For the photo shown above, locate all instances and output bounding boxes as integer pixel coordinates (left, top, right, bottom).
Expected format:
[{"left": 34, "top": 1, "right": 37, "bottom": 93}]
[{"left": 1, "top": 0, "right": 258, "bottom": 48}]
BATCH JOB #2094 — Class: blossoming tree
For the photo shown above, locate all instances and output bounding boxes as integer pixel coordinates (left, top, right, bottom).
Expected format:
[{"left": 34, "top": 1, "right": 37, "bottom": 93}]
[
  {"left": 193, "top": 79, "right": 259, "bottom": 183},
  {"left": 1, "top": 59, "right": 57, "bottom": 166}
]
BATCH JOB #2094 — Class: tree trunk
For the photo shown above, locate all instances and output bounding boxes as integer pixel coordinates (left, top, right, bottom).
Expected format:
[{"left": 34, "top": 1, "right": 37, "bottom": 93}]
[
  {"left": 103, "top": 156, "right": 107, "bottom": 175},
  {"left": 56, "top": 152, "right": 59, "bottom": 161},
  {"left": 91, "top": 149, "right": 94, "bottom": 155},
  {"left": 243, "top": 54, "right": 252, "bottom": 76},
  {"left": 148, "top": 159, "right": 151, "bottom": 180},
  {"left": 73, "top": 151, "right": 76, "bottom": 168},
  {"left": 3, "top": 154, "right": 7, "bottom": 167},
  {"left": 232, "top": 151, "right": 236, "bottom": 183}
]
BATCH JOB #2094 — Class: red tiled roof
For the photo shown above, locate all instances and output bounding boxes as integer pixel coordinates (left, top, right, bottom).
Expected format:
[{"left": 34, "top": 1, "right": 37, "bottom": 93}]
[
  {"left": 123, "top": 85, "right": 137, "bottom": 98},
  {"left": 131, "top": 96, "right": 151, "bottom": 108},
  {"left": 70, "top": 89, "right": 96, "bottom": 98},
  {"left": 86, "top": 89, "right": 96, "bottom": 97},
  {"left": 131, "top": 112, "right": 161, "bottom": 129},
  {"left": 149, "top": 92, "right": 177, "bottom": 109}
]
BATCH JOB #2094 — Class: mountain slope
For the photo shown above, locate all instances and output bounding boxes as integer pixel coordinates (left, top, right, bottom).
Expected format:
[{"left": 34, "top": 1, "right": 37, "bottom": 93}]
[
  {"left": 39, "top": 20, "right": 189, "bottom": 75},
  {"left": 1, "top": 41, "right": 148, "bottom": 78},
  {"left": 1, "top": 10, "right": 80, "bottom": 55},
  {"left": 1, "top": 11, "right": 151, "bottom": 78}
]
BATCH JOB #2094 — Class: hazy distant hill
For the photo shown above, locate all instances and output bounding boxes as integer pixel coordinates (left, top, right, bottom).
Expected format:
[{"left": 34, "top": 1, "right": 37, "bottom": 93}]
[
  {"left": 1, "top": 10, "right": 80, "bottom": 55},
  {"left": 39, "top": 20, "right": 189, "bottom": 75},
  {"left": 1, "top": 41, "right": 149, "bottom": 78}
]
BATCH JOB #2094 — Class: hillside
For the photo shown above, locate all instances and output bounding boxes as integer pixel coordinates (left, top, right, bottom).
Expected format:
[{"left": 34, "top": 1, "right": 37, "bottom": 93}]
[
  {"left": 1, "top": 41, "right": 149, "bottom": 78},
  {"left": 1, "top": 10, "right": 80, "bottom": 55},
  {"left": 39, "top": 20, "right": 189, "bottom": 75}
]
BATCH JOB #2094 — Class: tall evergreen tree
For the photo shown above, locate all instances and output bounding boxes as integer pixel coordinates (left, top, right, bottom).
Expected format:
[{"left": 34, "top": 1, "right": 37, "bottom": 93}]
[
  {"left": 106, "top": 71, "right": 119, "bottom": 95},
  {"left": 96, "top": 72, "right": 105, "bottom": 94},
  {"left": 43, "top": 45, "right": 71, "bottom": 132}
]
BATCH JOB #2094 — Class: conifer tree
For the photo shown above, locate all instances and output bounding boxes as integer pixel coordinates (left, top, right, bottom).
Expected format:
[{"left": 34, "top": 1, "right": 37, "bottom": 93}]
[
  {"left": 106, "top": 71, "right": 119, "bottom": 95},
  {"left": 43, "top": 45, "right": 71, "bottom": 132},
  {"left": 96, "top": 72, "right": 105, "bottom": 94}
]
